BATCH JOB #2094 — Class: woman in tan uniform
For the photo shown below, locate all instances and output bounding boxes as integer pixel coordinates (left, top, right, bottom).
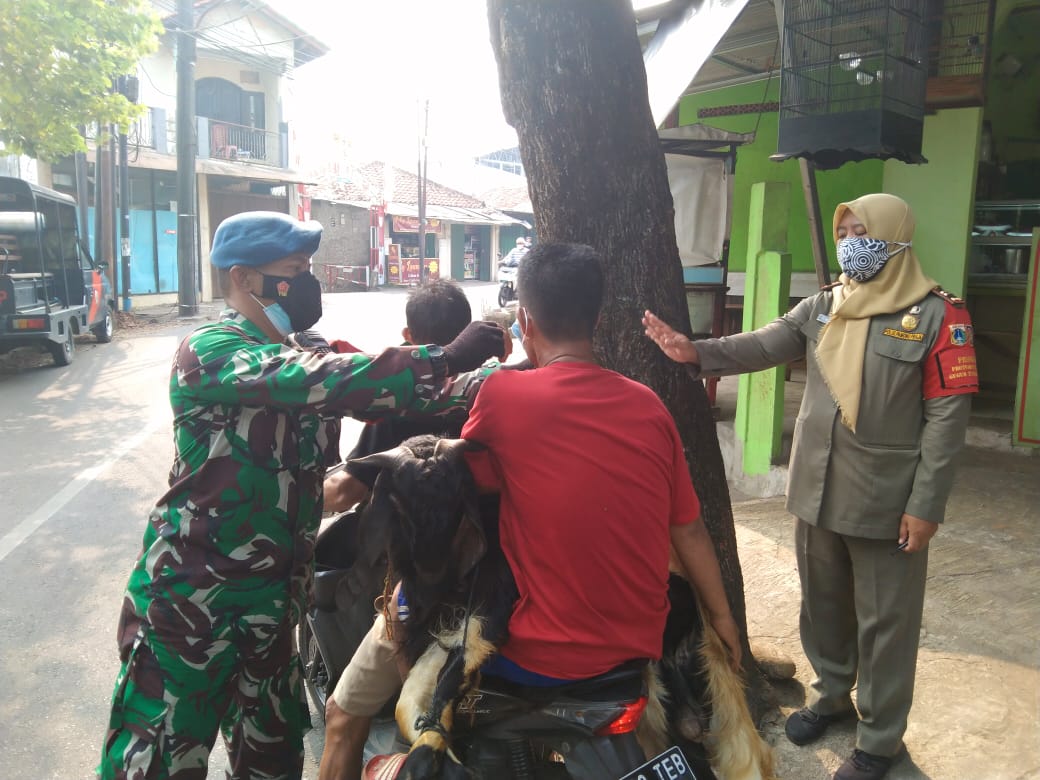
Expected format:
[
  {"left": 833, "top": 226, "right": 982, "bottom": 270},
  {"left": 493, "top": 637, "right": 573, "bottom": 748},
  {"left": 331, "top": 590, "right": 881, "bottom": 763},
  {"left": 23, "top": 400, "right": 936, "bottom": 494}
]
[{"left": 643, "top": 194, "right": 979, "bottom": 780}]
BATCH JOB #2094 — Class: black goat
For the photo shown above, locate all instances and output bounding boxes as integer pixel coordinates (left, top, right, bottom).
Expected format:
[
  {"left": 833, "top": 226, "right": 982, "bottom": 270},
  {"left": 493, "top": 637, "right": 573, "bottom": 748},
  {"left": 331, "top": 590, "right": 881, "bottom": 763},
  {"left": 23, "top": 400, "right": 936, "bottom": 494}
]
[
  {"left": 354, "top": 434, "right": 517, "bottom": 779},
  {"left": 355, "top": 434, "right": 774, "bottom": 780}
]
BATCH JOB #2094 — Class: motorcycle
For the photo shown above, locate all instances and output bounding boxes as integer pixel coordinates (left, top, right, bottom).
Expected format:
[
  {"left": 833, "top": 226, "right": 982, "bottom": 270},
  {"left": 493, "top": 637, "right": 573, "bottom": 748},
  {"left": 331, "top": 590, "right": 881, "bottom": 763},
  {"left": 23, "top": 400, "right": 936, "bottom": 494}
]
[
  {"left": 498, "top": 262, "right": 519, "bottom": 308},
  {"left": 364, "top": 661, "right": 713, "bottom": 780},
  {"left": 299, "top": 506, "right": 391, "bottom": 722},
  {"left": 300, "top": 510, "right": 715, "bottom": 780}
]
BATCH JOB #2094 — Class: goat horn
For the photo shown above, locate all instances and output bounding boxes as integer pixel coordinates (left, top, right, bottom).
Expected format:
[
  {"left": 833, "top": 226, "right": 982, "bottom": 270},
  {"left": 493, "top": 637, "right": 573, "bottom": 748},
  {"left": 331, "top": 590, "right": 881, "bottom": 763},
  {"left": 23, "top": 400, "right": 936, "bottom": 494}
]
[
  {"left": 433, "top": 437, "right": 482, "bottom": 459},
  {"left": 348, "top": 444, "right": 415, "bottom": 471}
]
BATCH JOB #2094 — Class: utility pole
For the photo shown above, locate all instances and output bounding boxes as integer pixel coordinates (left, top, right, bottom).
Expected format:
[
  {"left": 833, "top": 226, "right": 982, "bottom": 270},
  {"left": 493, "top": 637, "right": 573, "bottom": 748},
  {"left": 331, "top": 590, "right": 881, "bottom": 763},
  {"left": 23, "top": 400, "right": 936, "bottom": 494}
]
[
  {"left": 99, "top": 129, "right": 115, "bottom": 282},
  {"left": 107, "top": 126, "right": 119, "bottom": 298},
  {"left": 117, "top": 76, "right": 139, "bottom": 312},
  {"left": 176, "top": 0, "right": 198, "bottom": 316},
  {"left": 417, "top": 99, "right": 428, "bottom": 284},
  {"left": 118, "top": 128, "right": 131, "bottom": 311},
  {"left": 74, "top": 127, "right": 89, "bottom": 242},
  {"left": 93, "top": 128, "right": 104, "bottom": 264}
]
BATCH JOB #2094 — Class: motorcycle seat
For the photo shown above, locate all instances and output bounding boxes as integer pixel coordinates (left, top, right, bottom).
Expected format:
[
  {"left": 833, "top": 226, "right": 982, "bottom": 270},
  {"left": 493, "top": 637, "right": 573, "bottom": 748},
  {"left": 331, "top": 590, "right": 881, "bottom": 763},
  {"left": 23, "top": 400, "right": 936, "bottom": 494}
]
[
  {"left": 312, "top": 567, "right": 351, "bottom": 611},
  {"left": 481, "top": 658, "right": 648, "bottom": 704}
]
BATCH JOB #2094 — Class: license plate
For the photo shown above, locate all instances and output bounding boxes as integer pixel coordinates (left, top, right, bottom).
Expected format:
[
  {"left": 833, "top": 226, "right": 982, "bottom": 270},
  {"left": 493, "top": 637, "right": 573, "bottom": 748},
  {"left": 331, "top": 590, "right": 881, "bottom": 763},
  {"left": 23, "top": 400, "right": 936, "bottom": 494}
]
[{"left": 619, "top": 745, "right": 699, "bottom": 780}]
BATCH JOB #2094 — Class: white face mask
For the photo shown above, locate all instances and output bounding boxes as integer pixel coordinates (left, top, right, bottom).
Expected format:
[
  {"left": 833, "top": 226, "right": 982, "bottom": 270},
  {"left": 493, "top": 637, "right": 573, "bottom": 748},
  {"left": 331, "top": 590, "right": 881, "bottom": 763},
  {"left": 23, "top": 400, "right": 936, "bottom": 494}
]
[{"left": 517, "top": 306, "right": 537, "bottom": 363}]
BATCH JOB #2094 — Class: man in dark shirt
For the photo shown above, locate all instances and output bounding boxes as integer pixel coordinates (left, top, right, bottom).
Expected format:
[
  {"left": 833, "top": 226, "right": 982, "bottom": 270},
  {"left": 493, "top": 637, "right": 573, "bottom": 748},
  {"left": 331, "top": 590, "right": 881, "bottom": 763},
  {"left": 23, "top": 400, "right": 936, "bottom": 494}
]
[
  {"left": 319, "top": 279, "right": 479, "bottom": 780},
  {"left": 324, "top": 279, "right": 475, "bottom": 511}
]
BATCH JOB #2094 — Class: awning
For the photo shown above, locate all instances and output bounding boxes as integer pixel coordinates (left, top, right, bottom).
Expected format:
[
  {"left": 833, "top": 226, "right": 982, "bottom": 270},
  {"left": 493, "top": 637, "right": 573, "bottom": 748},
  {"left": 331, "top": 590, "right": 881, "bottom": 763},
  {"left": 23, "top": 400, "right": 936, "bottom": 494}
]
[
  {"left": 643, "top": 0, "right": 752, "bottom": 126},
  {"left": 86, "top": 143, "right": 316, "bottom": 184},
  {"left": 658, "top": 123, "right": 756, "bottom": 156},
  {"left": 197, "top": 157, "right": 314, "bottom": 184},
  {"left": 386, "top": 202, "right": 524, "bottom": 227}
]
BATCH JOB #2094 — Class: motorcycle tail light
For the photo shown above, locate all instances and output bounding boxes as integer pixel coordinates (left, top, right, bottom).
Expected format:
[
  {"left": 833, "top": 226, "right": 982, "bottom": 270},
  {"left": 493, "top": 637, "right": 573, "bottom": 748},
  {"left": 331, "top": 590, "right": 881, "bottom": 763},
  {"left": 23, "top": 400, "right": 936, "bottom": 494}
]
[{"left": 594, "top": 696, "right": 648, "bottom": 736}]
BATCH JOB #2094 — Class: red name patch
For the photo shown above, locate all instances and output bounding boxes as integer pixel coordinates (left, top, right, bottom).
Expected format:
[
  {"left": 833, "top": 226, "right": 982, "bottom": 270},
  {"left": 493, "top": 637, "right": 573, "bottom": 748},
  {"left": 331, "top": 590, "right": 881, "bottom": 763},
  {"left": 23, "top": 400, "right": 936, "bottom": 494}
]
[{"left": 937, "top": 351, "right": 978, "bottom": 389}]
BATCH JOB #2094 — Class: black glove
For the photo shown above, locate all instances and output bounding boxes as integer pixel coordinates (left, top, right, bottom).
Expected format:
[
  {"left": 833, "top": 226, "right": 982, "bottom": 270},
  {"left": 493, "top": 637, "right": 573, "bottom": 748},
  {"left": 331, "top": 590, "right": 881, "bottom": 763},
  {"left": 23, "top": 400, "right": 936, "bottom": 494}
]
[
  {"left": 287, "top": 329, "right": 332, "bottom": 355},
  {"left": 443, "top": 321, "right": 507, "bottom": 374}
]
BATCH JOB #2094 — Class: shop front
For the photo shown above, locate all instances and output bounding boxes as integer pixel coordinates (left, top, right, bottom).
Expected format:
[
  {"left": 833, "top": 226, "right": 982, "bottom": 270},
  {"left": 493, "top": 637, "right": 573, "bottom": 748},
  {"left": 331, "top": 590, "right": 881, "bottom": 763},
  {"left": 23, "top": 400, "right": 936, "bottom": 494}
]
[
  {"left": 386, "top": 214, "right": 441, "bottom": 284},
  {"left": 461, "top": 224, "right": 491, "bottom": 281}
]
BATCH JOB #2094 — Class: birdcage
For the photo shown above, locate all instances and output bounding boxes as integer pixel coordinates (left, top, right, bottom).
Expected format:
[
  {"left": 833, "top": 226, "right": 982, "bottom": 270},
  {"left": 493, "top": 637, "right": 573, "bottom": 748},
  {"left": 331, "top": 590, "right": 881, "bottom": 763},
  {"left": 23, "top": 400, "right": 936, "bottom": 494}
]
[{"left": 776, "top": 0, "right": 930, "bottom": 169}]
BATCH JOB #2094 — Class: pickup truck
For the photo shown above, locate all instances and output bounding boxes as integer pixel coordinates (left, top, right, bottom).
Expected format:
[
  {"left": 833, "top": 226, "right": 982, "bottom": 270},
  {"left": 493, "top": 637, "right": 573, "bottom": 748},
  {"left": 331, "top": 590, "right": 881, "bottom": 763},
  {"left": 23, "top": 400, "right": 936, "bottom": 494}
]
[{"left": 0, "top": 176, "right": 115, "bottom": 366}]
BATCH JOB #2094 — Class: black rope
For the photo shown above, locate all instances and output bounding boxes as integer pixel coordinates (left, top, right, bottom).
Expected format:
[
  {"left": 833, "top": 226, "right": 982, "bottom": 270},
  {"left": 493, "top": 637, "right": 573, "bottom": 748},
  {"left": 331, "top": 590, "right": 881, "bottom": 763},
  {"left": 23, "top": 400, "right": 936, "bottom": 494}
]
[
  {"left": 460, "top": 561, "right": 480, "bottom": 658},
  {"left": 415, "top": 563, "right": 482, "bottom": 737},
  {"left": 414, "top": 712, "right": 451, "bottom": 739}
]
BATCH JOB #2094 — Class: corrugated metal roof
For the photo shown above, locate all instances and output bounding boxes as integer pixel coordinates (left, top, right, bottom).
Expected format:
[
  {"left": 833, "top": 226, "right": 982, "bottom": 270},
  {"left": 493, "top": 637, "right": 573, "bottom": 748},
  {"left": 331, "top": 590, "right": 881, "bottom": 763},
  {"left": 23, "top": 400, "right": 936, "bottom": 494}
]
[
  {"left": 307, "top": 162, "right": 524, "bottom": 226},
  {"left": 308, "top": 162, "right": 491, "bottom": 209},
  {"left": 385, "top": 202, "right": 523, "bottom": 227}
]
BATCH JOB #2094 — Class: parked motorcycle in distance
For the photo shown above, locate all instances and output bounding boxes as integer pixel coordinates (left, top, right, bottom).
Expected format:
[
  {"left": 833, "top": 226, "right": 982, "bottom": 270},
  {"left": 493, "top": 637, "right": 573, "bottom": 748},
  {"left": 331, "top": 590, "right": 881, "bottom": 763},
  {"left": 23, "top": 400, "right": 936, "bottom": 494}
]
[{"left": 498, "top": 261, "right": 519, "bottom": 308}]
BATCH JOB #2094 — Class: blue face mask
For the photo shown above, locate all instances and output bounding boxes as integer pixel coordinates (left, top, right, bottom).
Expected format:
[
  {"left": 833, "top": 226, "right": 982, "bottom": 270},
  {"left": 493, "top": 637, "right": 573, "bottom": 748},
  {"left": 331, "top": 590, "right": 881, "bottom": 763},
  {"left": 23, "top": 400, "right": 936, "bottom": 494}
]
[
  {"left": 252, "top": 295, "right": 292, "bottom": 337},
  {"left": 837, "top": 237, "right": 911, "bottom": 282}
]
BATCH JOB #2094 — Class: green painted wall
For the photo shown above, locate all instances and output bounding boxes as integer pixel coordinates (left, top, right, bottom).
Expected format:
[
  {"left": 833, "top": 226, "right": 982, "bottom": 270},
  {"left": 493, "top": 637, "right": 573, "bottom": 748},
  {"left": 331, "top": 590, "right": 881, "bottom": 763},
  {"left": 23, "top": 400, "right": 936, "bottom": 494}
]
[
  {"left": 677, "top": 80, "right": 884, "bottom": 273},
  {"left": 883, "top": 109, "right": 982, "bottom": 299},
  {"left": 989, "top": 1, "right": 1040, "bottom": 166},
  {"left": 678, "top": 83, "right": 982, "bottom": 298}
]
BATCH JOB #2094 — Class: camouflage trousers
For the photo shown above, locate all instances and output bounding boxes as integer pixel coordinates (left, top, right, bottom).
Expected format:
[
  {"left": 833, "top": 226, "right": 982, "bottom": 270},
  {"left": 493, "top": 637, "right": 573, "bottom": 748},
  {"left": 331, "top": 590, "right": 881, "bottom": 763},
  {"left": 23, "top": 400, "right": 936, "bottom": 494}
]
[{"left": 98, "top": 599, "right": 311, "bottom": 780}]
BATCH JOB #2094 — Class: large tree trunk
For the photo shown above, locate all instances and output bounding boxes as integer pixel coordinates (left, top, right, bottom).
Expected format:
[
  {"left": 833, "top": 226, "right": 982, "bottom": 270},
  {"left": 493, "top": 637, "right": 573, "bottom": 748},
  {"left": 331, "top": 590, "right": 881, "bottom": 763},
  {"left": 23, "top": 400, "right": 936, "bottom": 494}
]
[{"left": 488, "top": 0, "right": 770, "bottom": 718}]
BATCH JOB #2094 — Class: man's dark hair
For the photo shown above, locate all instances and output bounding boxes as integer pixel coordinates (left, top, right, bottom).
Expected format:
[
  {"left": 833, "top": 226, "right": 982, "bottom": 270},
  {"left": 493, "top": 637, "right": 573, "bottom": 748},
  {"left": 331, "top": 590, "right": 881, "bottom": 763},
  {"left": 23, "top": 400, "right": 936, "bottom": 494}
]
[
  {"left": 406, "top": 279, "right": 472, "bottom": 345},
  {"left": 517, "top": 242, "right": 603, "bottom": 341}
]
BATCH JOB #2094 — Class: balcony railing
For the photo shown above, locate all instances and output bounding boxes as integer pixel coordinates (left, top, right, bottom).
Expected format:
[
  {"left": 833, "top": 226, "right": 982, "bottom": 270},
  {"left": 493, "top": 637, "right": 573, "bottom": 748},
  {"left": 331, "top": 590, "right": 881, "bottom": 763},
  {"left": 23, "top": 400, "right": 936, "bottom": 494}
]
[
  {"left": 201, "top": 119, "right": 283, "bottom": 167},
  {"left": 84, "top": 108, "right": 287, "bottom": 169}
]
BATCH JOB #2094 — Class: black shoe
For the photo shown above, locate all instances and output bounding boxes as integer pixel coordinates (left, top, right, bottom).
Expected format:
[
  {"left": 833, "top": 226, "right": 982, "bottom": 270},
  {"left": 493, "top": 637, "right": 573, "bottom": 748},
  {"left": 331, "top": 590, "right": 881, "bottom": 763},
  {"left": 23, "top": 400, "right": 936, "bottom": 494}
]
[
  {"left": 784, "top": 707, "right": 848, "bottom": 746},
  {"left": 833, "top": 749, "right": 893, "bottom": 780}
]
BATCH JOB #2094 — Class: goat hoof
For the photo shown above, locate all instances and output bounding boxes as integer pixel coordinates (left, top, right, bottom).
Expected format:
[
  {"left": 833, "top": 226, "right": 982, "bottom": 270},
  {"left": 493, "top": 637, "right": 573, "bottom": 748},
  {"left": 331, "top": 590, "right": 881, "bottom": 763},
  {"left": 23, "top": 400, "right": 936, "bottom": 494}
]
[{"left": 399, "top": 745, "right": 471, "bottom": 780}]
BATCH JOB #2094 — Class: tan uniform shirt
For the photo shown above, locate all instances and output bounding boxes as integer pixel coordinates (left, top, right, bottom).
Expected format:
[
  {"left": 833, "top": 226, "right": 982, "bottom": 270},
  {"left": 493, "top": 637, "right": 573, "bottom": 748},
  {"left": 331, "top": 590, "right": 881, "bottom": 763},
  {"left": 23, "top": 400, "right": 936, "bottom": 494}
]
[{"left": 691, "top": 289, "right": 974, "bottom": 539}]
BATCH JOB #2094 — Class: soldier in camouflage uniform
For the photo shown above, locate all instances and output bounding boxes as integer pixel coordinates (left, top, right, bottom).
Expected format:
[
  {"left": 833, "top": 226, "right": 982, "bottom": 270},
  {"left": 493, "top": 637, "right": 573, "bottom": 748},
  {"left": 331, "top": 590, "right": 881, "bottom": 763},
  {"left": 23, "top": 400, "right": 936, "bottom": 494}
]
[{"left": 98, "top": 212, "right": 507, "bottom": 780}]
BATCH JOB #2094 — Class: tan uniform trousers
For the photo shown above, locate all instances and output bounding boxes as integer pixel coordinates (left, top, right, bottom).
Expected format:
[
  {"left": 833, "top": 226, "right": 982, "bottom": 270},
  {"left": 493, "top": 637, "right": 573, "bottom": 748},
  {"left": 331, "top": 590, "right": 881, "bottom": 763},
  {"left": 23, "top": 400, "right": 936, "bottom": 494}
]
[
  {"left": 796, "top": 519, "right": 929, "bottom": 757},
  {"left": 331, "top": 614, "right": 403, "bottom": 717}
]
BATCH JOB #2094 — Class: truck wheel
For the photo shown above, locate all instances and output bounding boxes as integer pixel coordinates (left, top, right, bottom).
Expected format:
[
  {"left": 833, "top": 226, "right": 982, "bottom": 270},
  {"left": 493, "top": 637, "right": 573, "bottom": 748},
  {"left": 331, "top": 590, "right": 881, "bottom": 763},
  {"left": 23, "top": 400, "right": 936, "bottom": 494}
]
[
  {"left": 92, "top": 306, "right": 114, "bottom": 343},
  {"left": 49, "top": 326, "right": 75, "bottom": 367}
]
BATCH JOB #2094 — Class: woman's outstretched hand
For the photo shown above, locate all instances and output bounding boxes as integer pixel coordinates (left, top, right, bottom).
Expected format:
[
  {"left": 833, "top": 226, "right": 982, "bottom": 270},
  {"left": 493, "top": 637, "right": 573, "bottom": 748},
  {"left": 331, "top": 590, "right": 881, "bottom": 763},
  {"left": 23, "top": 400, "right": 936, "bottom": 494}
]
[{"left": 643, "top": 310, "right": 699, "bottom": 365}]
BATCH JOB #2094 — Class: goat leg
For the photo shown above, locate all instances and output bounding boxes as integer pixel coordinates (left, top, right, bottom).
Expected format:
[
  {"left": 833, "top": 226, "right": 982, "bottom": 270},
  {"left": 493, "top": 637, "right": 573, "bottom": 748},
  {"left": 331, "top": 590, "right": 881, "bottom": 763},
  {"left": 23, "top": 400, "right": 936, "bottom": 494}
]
[{"left": 397, "top": 616, "right": 496, "bottom": 780}]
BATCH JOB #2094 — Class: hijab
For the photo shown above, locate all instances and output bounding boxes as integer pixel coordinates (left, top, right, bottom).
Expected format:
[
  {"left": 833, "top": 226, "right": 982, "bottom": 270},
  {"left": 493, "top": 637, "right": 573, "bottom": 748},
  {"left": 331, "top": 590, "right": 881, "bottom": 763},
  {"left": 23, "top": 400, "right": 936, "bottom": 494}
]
[{"left": 815, "top": 193, "right": 936, "bottom": 432}]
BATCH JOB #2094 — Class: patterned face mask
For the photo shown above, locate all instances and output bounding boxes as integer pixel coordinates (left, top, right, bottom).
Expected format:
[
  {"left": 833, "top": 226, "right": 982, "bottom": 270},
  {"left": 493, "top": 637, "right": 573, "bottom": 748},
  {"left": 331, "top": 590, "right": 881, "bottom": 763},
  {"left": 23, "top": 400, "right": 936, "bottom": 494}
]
[{"left": 837, "top": 237, "right": 911, "bottom": 282}]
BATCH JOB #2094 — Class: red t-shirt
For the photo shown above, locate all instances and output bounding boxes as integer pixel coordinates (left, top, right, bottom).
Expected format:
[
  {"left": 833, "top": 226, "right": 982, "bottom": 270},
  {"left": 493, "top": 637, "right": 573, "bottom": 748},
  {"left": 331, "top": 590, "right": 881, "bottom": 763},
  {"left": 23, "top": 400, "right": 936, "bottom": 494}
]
[{"left": 461, "top": 362, "right": 700, "bottom": 679}]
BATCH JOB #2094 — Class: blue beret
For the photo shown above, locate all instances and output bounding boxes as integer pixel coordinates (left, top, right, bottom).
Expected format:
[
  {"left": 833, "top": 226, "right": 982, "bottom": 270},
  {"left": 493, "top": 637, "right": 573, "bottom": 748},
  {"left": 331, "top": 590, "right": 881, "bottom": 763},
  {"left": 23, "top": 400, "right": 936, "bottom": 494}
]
[{"left": 210, "top": 211, "right": 322, "bottom": 269}]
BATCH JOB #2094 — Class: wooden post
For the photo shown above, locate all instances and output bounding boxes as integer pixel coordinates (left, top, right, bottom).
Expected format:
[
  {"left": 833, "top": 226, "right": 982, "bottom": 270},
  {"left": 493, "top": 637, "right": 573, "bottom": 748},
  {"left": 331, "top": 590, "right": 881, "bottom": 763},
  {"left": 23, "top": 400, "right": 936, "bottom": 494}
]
[{"left": 799, "top": 157, "right": 831, "bottom": 288}]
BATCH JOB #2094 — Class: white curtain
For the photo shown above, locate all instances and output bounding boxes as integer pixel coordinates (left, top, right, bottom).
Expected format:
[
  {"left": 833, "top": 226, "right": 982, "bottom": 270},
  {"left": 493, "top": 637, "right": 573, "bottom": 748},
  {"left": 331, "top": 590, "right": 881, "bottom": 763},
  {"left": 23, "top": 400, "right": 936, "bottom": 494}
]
[{"left": 665, "top": 152, "right": 731, "bottom": 267}]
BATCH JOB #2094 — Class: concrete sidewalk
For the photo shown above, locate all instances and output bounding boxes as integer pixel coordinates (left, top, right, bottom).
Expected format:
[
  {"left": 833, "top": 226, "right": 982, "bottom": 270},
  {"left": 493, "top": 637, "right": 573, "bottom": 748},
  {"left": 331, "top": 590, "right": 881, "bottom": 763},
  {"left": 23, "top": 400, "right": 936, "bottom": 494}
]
[{"left": 716, "top": 375, "right": 1040, "bottom": 779}]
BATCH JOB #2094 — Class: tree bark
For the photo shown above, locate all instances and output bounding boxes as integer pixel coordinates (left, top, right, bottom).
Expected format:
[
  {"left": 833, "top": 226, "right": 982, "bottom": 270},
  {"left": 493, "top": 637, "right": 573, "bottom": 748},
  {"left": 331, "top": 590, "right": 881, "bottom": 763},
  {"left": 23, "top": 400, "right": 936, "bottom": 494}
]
[{"left": 488, "top": 0, "right": 770, "bottom": 719}]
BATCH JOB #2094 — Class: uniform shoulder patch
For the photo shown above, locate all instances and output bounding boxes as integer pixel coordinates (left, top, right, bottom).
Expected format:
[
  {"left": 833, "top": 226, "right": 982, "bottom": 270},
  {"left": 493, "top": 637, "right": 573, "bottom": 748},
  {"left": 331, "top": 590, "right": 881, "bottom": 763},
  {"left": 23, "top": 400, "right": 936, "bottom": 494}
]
[
  {"left": 929, "top": 286, "right": 966, "bottom": 307},
  {"left": 949, "top": 322, "right": 974, "bottom": 347}
]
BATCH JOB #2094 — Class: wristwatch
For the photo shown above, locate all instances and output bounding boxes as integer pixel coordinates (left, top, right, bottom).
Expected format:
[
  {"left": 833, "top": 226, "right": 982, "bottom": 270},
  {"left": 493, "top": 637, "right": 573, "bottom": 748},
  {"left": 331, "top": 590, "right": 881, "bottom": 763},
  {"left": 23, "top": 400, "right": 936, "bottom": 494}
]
[{"left": 426, "top": 344, "right": 450, "bottom": 381}]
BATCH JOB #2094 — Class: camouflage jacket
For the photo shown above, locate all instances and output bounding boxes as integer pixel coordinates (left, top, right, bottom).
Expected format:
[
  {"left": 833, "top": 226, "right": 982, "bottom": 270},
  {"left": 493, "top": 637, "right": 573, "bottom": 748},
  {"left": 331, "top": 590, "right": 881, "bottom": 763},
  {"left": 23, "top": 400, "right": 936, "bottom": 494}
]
[{"left": 122, "top": 310, "right": 492, "bottom": 636}]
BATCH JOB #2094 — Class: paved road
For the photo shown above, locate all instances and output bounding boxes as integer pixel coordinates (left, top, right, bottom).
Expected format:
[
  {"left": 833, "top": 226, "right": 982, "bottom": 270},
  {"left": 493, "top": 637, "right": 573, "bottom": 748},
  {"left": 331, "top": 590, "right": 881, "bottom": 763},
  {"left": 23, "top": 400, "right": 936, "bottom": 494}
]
[{"left": 0, "top": 282, "right": 506, "bottom": 779}]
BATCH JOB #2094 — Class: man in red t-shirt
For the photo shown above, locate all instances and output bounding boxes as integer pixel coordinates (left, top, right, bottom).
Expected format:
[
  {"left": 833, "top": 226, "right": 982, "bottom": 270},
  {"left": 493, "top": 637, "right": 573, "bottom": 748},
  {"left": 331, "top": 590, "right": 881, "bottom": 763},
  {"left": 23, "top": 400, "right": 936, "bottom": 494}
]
[{"left": 462, "top": 242, "right": 740, "bottom": 679}]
